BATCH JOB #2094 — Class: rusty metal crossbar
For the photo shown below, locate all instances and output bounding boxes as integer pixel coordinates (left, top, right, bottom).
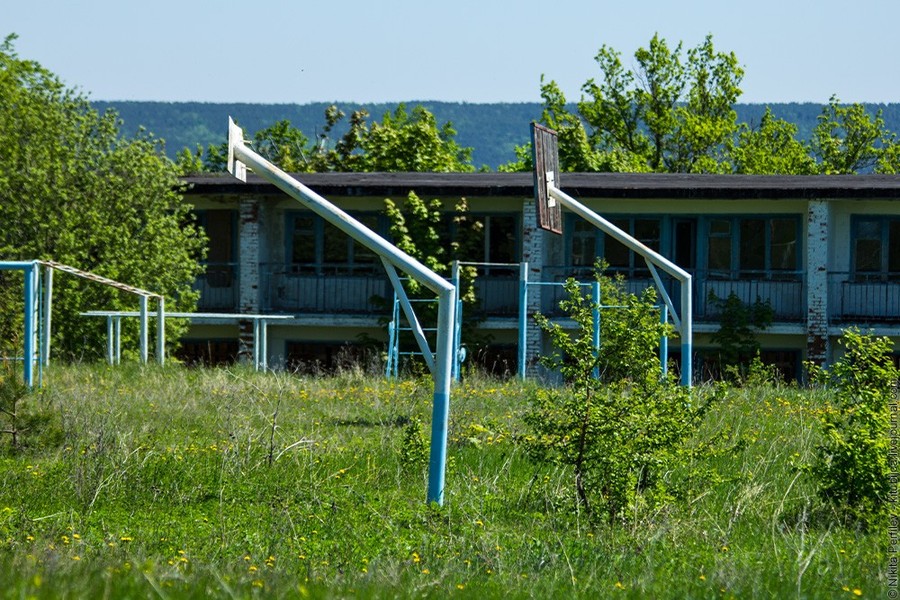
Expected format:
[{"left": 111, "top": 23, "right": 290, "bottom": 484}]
[{"left": 38, "top": 260, "right": 163, "bottom": 299}]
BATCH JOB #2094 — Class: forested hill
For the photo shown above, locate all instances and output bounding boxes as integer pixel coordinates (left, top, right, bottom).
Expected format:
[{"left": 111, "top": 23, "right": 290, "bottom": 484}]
[{"left": 92, "top": 100, "right": 900, "bottom": 170}]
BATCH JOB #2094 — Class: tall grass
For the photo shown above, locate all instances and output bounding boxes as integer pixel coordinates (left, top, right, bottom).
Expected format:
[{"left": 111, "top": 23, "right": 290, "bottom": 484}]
[{"left": 0, "top": 364, "right": 882, "bottom": 598}]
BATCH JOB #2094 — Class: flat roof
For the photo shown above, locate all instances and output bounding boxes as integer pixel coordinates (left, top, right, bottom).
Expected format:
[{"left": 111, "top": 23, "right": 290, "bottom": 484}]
[{"left": 182, "top": 171, "right": 900, "bottom": 201}]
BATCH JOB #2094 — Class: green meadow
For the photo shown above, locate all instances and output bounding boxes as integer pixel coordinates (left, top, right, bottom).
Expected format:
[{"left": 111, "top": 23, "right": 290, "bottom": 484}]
[{"left": 0, "top": 365, "right": 883, "bottom": 598}]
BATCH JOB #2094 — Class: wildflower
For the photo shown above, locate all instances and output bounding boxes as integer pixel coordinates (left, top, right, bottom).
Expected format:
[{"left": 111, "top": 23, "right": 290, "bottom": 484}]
[
  {"left": 615, "top": 582, "right": 625, "bottom": 590},
  {"left": 457, "top": 584, "right": 465, "bottom": 590},
  {"left": 412, "top": 552, "right": 421, "bottom": 564},
  {"left": 248, "top": 565, "right": 258, "bottom": 573},
  {"left": 853, "top": 590, "right": 862, "bottom": 596},
  {"left": 699, "top": 575, "right": 706, "bottom": 581},
  {"left": 422, "top": 568, "right": 430, "bottom": 574},
  {"left": 72, "top": 556, "right": 81, "bottom": 561},
  {"left": 120, "top": 536, "right": 133, "bottom": 542}
]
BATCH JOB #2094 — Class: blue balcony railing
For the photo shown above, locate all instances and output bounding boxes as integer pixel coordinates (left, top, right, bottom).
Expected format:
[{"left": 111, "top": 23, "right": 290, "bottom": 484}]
[
  {"left": 261, "top": 263, "right": 390, "bottom": 315},
  {"left": 828, "top": 272, "right": 900, "bottom": 324},
  {"left": 194, "top": 262, "right": 239, "bottom": 312}
]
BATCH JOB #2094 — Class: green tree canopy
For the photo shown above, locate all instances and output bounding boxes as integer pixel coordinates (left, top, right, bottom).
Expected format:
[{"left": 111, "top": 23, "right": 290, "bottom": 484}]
[
  {"left": 0, "top": 34, "right": 205, "bottom": 359},
  {"left": 192, "top": 104, "right": 474, "bottom": 174},
  {"left": 502, "top": 34, "right": 900, "bottom": 175}
]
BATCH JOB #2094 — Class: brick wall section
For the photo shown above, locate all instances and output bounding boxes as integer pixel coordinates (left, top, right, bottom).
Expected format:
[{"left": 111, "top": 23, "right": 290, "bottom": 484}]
[
  {"left": 806, "top": 199, "right": 830, "bottom": 365},
  {"left": 238, "top": 197, "right": 261, "bottom": 361},
  {"left": 521, "top": 197, "right": 544, "bottom": 374}
]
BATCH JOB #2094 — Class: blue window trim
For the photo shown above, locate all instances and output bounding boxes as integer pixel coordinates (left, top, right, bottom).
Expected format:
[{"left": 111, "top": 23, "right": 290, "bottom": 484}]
[
  {"left": 285, "top": 210, "right": 387, "bottom": 275},
  {"left": 564, "top": 213, "right": 664, "bottom": 275},
  {"left": 698, "top": 215, "right": 803, "bottom": 280},
  {"left": 850, "top": 214, "right": 900, "bottom": 279},
  {"left": 195, "top": 208, "right": 239, "bottom": 264}
]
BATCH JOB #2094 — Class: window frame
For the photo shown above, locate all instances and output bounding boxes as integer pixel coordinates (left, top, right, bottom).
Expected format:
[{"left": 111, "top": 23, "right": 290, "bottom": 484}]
[
  {"left": 701, "top": 215, "right": 802, "bottom": 280},
  {"left": 850, "top": 215, "right": 900, "bottom": 281},
  {"left": 285, "top": 210, "right": 386, "bottom": 276}
]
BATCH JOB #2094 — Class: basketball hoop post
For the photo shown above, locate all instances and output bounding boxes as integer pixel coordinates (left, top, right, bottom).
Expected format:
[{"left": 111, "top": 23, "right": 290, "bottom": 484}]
[
  {"left": 227, "top": 118, "right": 456, "bottom": 505},
  {"left": 530, "top": 123, "right": 693, "bottom": 386}
]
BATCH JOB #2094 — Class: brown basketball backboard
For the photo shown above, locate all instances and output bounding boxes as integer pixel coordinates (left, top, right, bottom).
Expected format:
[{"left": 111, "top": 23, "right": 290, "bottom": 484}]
[{"left": 531, "top": 122, "right": 562, "bottom": 234}]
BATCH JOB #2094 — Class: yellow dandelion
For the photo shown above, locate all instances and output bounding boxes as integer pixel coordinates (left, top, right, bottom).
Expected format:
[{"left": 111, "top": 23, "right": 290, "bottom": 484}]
[
  {"left": 248, "top": 565, "right": 258, "bottom": 573},
  {"left": 457, "top": 584, "right": 465, "bottom": 590},
  {"left": 422, "top": 568, "right": 430, "bottom": 574},
  {"left": 853, "top": 590, "right": 862, "bottom": 597},
  {"left": 71, "top": 555, "right": 81, "bottom": 561},
  {"left": 699, "top": 575, "right": 706, "bottom": 581},
  {"left": 615, "top": 581, "right": 625, "bottom": 590},
  {"left": 120, "top": 536, "right": 133, "bottom": 542}
]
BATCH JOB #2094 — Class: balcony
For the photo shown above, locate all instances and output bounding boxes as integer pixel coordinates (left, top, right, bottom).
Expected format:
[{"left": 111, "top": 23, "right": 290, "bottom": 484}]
[
  {"left": 697, "top": 272, "right": 805, "bottom": 323},
  {"left": 539, "top": 267, "right": 805, "bottom": 323},
  {"left": 194, "top": 263, "right": 239, "bottom": 312},
  {"left": 828, "top": 272, "right": 900, "bottom": 324},
  {"left": 261, "top": 263, "right": 391, "bottom": 315}
]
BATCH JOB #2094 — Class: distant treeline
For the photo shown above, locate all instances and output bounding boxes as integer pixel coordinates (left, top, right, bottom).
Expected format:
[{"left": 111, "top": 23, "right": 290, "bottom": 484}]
[{"left": 92, "top": 100, "right": 900, "bottom": 170}]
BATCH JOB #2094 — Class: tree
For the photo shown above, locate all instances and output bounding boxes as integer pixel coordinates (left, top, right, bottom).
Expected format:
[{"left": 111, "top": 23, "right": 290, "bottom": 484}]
[
  {"left": 191, "top": 104, "right": 474, "bottom": 174},
  {"left": 0, "top": 35, "right": 205, "bottom": 359},
  {"left": 351, "top": 104, "right": 475, "bottom": 172},
  {"left": 811, "top": 95, "right": 900, "bottom": 174},
  {"left": 548, "top": 34, "right": 744, "bottom": 173},
  {"left": 732, "top": 108, "right": 817, "bottom": 174}
]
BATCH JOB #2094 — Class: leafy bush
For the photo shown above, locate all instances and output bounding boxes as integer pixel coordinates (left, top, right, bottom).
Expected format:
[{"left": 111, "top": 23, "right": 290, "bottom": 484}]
[
  {"left": 524, "top": 274, "right": 708, "bottom": 522},
  {"left": 806, "top": 328, "right": 896, "bottom": 525}
]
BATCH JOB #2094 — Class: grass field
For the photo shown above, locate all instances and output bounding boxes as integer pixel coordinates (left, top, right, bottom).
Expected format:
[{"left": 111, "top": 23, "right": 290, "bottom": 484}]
[{"left": 0, "top": 364, "right": 884, "bottom": 598}]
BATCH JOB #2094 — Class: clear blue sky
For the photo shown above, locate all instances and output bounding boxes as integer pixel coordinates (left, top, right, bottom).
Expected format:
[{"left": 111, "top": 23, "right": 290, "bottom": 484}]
[{"left": 6, "top": 0, "right": 900, "bottom": 105}]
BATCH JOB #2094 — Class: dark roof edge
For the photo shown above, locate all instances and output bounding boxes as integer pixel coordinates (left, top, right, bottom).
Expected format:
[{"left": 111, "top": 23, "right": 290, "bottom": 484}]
[{"left": 181, "top": 172, "right": 900, "bottom": 200}]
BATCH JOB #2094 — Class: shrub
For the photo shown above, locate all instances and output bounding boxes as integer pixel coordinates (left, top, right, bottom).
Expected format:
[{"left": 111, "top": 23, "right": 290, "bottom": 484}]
[
  {"left": 524, "top": 274, "right": 706, "bottom": 522},
  {"left": 806, "top": 328, "right": 896, "bottom": 525}
]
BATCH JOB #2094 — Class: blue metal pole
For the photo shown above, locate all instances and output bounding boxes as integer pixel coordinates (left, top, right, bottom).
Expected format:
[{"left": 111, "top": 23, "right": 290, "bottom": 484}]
[
  {"left": 518, "top": 262, "right": 528, "bottom": 379},
  {"left": 592, "top": 280, "right": 600, "bottom": 380},
  {"left": 681, "top": 280, "right": 692, "bottom": 387},
  {"left": 23, "top": 263, "right": 36, "bottom": 388},
  {"left": 139, "top": 295, "right": 148, "bottom": 365},
  {"left": 427, "top": 286, "right": 456, "bottom": 505},
  {"left": 660, "top": 305, "right": 668, "bottom": 378}
]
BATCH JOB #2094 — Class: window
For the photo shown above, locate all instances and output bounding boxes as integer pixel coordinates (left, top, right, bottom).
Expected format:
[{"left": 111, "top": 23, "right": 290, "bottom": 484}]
[
  {"left": 568, "top": 216, "right": 661, "bottom": 277},
  {"left": 852, "top": 217, "right": 900, "bottom": 280},
  {"left": 195, "top": 209, "right": 237, "bottom": 287},
  {"left": 453, "top": 214, "right": 519, "bottom": 275},
  {"left": 287, "top": 212, "right": 384, "bottom": 275},
  {"left": 705, "top": 216, "right": 799, "bottom": 279}
]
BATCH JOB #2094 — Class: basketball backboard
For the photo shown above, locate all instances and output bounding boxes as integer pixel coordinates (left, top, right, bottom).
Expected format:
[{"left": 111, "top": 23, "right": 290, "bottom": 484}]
[{"left": 531, "top": 122, "right": 562, "bottom": 234}]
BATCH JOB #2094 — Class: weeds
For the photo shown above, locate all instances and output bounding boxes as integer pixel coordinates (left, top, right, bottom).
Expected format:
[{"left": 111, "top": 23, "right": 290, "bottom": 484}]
[{"left": 0, "top": 363, "right": 883, "bottom": 598}]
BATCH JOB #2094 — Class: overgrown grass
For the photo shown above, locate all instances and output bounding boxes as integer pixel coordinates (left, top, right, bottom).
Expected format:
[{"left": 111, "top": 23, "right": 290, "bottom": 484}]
[{"left": 0, "top": 364, "right": 883, "bottom": 598}]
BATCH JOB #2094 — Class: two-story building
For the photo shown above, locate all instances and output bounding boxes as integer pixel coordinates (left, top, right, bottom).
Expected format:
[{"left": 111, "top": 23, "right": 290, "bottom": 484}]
[{"left": 181, "top": 171, "right": 900, "bottom": 379}]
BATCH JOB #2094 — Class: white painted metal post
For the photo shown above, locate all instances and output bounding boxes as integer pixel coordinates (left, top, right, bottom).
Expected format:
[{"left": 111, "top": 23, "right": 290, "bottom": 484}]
[
  {"left": 115, "top": 317, "right": 122, "bottom": 365},
  {"left": 106, "top": 317, "right": 115, "bottom": 365},
  {"left": 156, "top": 297, "right": 165, "bottom": 366},
  {"left": 253, "top": 318, "right": 260, "bottom": 371},
  {"left": 42, "top": 266, "right": 53, "bottom": 367},
  {"left": 139, "top": 295, "right": 148, "bottom": 365},
  {"left": 548, "top": 186, "right": 693, "bottom": 386},
  {"left": 260, "top": 318, "right": 268, "bottom": 371},
  {"left": 227, "top": 118, "right": 457, "bottom": 504},
  {"left": 518, "top": 262, "right": 528, "bottom": 379}
]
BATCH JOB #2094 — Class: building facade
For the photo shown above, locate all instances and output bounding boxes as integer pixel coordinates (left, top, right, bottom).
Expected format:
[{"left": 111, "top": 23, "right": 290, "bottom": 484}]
[{"left": 182, "top": 172, "right": 900, "bottom": 378}]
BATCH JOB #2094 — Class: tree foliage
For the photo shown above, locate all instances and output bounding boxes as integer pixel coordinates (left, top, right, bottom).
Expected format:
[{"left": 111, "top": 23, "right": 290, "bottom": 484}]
[
  {"left": 0, "top": 35, "right": 205, "bottom": 359},
  {"left": 194, "top": 104, "right": 474, "bottom": 174},
  {"left": 806, "top": 328, "right": 897, "bottom": 526},
  {"left": 504, "top": 34, "right": 900, "bottom": 175},
  {"left": 524, "top": 270, "right": 706, "bottom": 522}
]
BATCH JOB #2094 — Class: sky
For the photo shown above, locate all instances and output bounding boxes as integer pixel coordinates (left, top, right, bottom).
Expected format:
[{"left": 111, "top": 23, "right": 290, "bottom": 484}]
[{"left": 6, "top": 0, "right": 900, "bottom": 105}]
